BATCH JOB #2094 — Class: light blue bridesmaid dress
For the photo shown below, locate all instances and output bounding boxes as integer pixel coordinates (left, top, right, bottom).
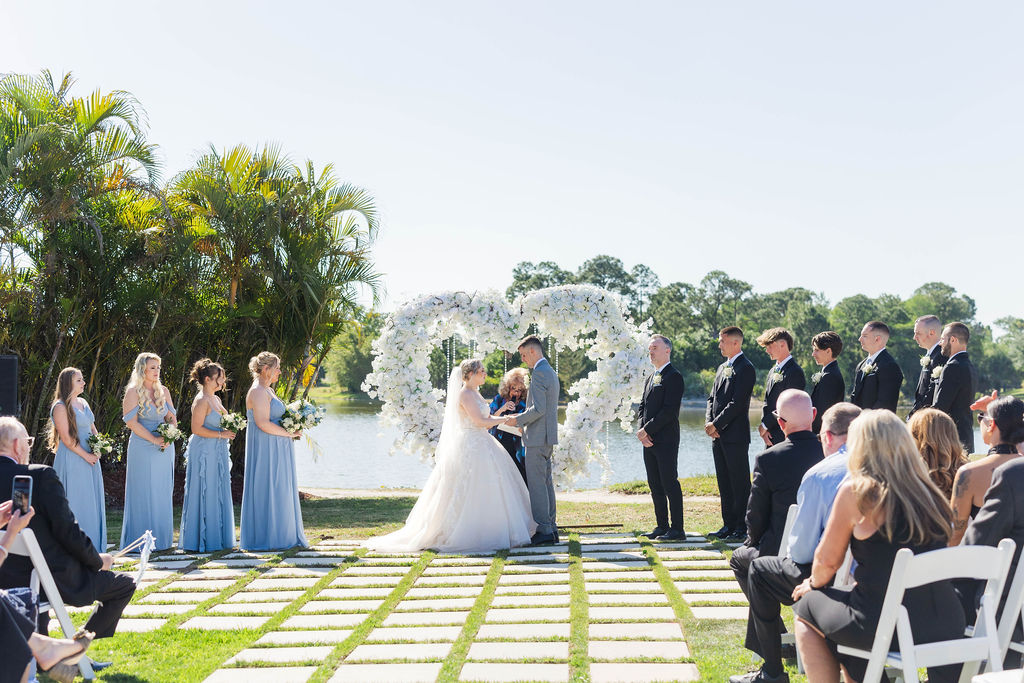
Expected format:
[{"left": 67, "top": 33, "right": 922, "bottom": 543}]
[
  {"left": 178, "top": 407, "right": 235, "bottom": 552},
  {"left": 239, "top": 395, "right": 308, "bottom": 550},
  {"left": 120, "top": 400, "right": 175, "bottom": 551},
  {"left": 51, "top": 400, "right": 107, "bottom": 554}
]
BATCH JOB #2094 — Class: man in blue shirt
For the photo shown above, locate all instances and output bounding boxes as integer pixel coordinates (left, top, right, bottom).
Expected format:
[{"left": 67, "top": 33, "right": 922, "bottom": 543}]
[{"left": 730, "top": 402, "right": 862, "bottom": 683}]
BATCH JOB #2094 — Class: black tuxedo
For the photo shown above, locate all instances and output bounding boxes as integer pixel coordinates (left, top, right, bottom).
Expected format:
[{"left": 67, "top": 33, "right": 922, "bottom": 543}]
[
  {"left": 849, "top": 348, "right": 904, "bottom": 413},
  {"left": 706, "top": 353, "right": 756, "bottom": 531},
  {"left": 908, "top": 344, "right": 947, "bottom": 419},
  {"left": 760, "top": 358, "right": 806, "bottom": 446},
  {"left": 0, "top": 459, "right": 135, "bottom": 638},
  {"left": 810, "top": 361, "right": 845, "bottom": 434},
  {"left": 933, "top": 351, "right": 977, "bottom": 453},
  {"left": 638, "top": 363, "right": 684, "bottom": 530}
]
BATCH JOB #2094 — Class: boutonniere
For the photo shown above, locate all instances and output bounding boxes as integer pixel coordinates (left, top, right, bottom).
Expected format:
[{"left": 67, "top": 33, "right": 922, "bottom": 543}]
[
  {"left": 722, "top": 366, "right": 734, "bottom": 379},
  {"left": 811, "top": 371, "right": 823, "bottom": 385},
  {"left": 932, "top": 365, "right": 944, "bottom": 380},
  {"left": 769, "top": 371, "right": 784, "bottom": 383},
  {"left": 862, "top": 363, "right": 877, "bottom": 376},
  {"left": 919, "top": 356, "right": 931, "bottom": 368},
  {"left": 652, "top": 373, "right": 662, "bottom": 387}
]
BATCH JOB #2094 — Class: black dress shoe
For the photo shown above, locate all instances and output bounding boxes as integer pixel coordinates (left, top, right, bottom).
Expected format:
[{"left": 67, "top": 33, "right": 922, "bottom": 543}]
[
  {"left": 725, "top": 528, "right": 747, "bottom": 542},
  {"left": 709, "top": 525, "right": 731, "bottom": 538},
  {"left": 530, "top": 532, "right": 556, "bottom": 546},
  {"left": 780, "top": 642, "right": 797, "bottom": 660},
  {"left": 644, "top": 527, "right": 667, "bottom": 540},
  {"left": 729, "top": 668, "right": 789, "bottom": 683},
  {"left": 655, "top": 529, "right": 686, "bottom": 541}
]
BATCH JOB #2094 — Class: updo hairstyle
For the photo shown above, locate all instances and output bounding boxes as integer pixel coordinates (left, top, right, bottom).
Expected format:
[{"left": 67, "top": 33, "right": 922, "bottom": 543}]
[
  {"left": 249, "top": 351, "right": 281, "bottom": 377},
  {"left": 190, "top": 358, "right": 225, "bottom": 387},
  {"left": 460, "top": 358, "right": 484, "bottom": 381}
]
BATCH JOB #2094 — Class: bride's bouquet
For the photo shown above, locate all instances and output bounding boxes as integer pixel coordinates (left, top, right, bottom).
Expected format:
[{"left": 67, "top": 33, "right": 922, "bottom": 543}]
[
  {"left": 281, "top": 399, "right": 326, "bottom": 433},
  {"left": 87, "top": 432, "right": 119, "bottom": 457},
  {"left": 220, "top": 412, "right": 247, "bottom": 432},
  {"left": 156, "top": 422, "right": 185, "bottom": 444}
]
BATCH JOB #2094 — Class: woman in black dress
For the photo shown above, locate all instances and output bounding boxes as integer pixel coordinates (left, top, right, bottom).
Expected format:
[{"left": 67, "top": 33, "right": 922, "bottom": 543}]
[{"left": 791, "top": 409, "right": 965, "bottom": 683}]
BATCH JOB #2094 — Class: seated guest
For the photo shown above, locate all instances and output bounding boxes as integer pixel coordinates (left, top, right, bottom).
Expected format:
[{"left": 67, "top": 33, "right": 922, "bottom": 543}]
[
  {"left": 932, "top": 321, "right": 978, "bottom": 453},
  {"left": 809, "top": 332, "right": 845, "bottom": 435},
  {"left": 908, "top": 408, "right": 966, "bottom": 499},
  {"left": 756, "top": 328, "right": 806, "bottom": 448},
  {"left": 731, "top": 402, "right": 862, "bottom": 683},
  {"left": 792, "top": 410, "right": 965, "bottom": 683},
  {"left": 948, "top": 396, "right": 1024, "bottom": 545},
  {"left": 1, "top": 501, "right": 94, "bottom": 683},
  {"left": 489, "top": 367, "right": 529, "bottom": 483},
  {"left": 0, "top": 417, "right": 136, "bottom": 641},
  {"left": 730, "top": 390, "right": 823, "bottom": 633}
]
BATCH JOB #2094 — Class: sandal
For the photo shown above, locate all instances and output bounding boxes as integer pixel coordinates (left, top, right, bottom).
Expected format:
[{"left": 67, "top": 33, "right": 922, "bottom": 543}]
[
  {"left": 39, "top": 630, "right": 94, "bottom": 682},
  {"left": 70, "top": 629, "right": 95, "bottom": 662}
]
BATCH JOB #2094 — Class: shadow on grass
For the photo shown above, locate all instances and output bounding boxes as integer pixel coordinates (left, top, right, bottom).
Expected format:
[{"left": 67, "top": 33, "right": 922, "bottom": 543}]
[{"left": 301, "top": 496, "right": 417, "bottom": 538}]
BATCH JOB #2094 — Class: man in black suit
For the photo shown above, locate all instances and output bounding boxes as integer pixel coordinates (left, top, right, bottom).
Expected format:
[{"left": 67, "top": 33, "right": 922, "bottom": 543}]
[
  {"left": 933, "top": 321, "right": 978, "bottom": 453},
  {"left": 636, "top": 334, "right": 685, "bottom": 541},
  {"left": 907, "top": 315, "right": 946, "bottom": 420},
  {"left": 849, "top": 320, "right": 904, "bottom": 412},
  {"left": 809, "top": 331, "right": 845, "bottom": 435},
  {"left": 729, "top": 389, "right": 823, "bottom": 676},
  {"left": 0, "top": 417, "right": 136, "bottom": 639},
  {"left": 756, "top": 328, "right": 805, "bottom": 448},
  {"left": 706, "top": 326, "right": 756, "bottom": 541}
]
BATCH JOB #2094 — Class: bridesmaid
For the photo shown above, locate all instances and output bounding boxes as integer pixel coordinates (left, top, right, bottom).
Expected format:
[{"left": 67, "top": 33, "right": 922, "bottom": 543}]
[
  {"left": 239, "top": 351, "right": 308, "bottom": 551},
  {"left": 178, "top": 359, "right": 236, "bottom": 552},
  {"left": 48, "top": 367, "right": 107, "bottom": 553},
  {"left": 120, "top": 352, "right": 176, "bottom": 552}
]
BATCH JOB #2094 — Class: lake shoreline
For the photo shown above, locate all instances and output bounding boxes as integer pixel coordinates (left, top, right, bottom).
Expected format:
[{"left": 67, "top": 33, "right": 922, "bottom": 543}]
[{"left": 300, "top": 486, "right": 720, "bottom": 505}]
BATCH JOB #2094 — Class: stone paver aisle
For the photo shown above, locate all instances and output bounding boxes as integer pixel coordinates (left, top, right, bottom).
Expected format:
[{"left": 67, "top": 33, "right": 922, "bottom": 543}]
[{"left": 102, "top": 533, "right": 750, "bottom": 682}]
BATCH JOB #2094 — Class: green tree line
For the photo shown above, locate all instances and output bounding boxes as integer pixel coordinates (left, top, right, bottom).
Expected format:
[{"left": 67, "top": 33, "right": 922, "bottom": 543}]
[
  {"left": 331, "top": 255, "right": 1024, "bottom": 403},
  {"left": 0, "top": 71, "right": 381, "bottom": 464}
]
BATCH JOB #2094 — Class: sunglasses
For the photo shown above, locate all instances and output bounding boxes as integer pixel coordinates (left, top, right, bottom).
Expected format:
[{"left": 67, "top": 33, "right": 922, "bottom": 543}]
[
  {"left": 978, "top": 413, "right": 991, "bottom": 425},
  {"left": 772, "top": 410, "right": 787, "bottom": 425}
]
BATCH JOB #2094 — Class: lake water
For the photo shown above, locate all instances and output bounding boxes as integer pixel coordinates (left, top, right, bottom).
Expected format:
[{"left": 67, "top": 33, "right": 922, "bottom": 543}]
[{"left": 293, "top": 404, "right": 986, "bottom": 490}]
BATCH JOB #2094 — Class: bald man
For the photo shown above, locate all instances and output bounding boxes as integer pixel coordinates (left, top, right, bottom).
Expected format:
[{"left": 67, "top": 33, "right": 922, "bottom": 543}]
[{"left": 730, "top": 389, "right": 823, "bottom": 667}]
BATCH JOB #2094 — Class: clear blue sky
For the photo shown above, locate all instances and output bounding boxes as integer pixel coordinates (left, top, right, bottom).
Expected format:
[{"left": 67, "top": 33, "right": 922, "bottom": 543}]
[{"left": 5, "top": 1, "right": 1022, "bottom": 326}]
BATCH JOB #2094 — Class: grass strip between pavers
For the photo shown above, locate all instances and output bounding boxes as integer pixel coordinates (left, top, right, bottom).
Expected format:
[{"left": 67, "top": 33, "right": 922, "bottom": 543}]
[
  {"left": 306, "top": 550, "right": 435, "bottom": 683},
  {"left": 436, "top": 551, "right": 505, "bottom": 681},
  {"left": 567, "top": 533, "right": 590, "bottom": 682}
]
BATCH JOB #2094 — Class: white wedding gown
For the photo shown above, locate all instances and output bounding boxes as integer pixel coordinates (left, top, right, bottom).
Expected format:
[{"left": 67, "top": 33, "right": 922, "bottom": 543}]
[{"left": 366, "top": 375, "right": 537, "bottom": 553}]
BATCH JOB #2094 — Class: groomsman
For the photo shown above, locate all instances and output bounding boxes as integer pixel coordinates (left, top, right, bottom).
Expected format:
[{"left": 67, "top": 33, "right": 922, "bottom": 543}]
[
  {"left": 908, "top": 315, "right": 946, "bottom": 419},
  {"left": 849, "top": 321, "right": 903, "bottom": 412},
  {"left": 809, "top": 331, "right": 845, "bottom": 435},
  {"left": 637, "top": 335, "right": 685, "bottom": 541},
  {"left": 756, "top": 328, "right": 805, "bottom": 448},
  {"left": 933, "top": 321, "right": 978, "bottom": 453},
  {"left": 706, "top": 326, "right": 756, "bottom": 541}
]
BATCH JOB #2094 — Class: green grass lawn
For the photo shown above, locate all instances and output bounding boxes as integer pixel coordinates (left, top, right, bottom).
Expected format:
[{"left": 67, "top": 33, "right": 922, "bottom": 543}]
[
  {"left": 608, "top": 474, "right": 720, "bottom": 497},
  {"left": 74, "top": 495, "right": 807, "bottom": 683}
]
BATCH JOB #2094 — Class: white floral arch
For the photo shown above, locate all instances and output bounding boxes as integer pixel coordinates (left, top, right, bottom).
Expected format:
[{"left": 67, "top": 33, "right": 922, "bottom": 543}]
[{"left": 362, "top": 284, "right": 652, "bottom": 485}]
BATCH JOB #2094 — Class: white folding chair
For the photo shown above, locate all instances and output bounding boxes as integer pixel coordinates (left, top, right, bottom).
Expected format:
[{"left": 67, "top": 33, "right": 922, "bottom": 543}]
[
  {"left": 972, "top": 670, "right": 1024, "bottom": 682},
  {"left": 961, "top": 545, "right": 1024, "bottom": 680},
  {"left": 776, "top": 505, "right": 804, "bottom": 671},
  {"left": 837, "top": 539, "right": 1015, "bottom": 683},
  {"left": 7, "top": 528, "right": 96, "bottom": 680}
]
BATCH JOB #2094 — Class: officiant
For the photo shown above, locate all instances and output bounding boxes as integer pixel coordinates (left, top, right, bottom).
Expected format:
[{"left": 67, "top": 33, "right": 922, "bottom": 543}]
[{"left": 489, "top": 367, "right": 529, "bottom": 483}]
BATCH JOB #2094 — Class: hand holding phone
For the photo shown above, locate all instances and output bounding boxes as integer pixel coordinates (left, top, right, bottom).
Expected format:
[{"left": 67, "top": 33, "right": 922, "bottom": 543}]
[{"left": 11, "top": 475, "right": 32, "bottom": 515}]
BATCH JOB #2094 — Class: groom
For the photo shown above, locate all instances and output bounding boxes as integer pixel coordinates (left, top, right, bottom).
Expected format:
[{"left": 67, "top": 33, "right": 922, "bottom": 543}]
[{"left": 507, "top": 335, "right": 560, "bottom": 545}]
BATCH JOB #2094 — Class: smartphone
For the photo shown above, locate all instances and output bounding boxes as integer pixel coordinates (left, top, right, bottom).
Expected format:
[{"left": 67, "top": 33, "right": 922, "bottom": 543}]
[{"left": 11, "top": 475, "right": 32, "bottom": 515}]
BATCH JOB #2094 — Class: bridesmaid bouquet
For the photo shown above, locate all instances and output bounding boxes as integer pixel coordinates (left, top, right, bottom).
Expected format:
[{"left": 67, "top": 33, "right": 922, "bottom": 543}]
[
  {"left": 156, "top": 422, "right": 185, "bottom": 444},
  {"left": 281, "top": 399, "right": 326, "bottom": 433},
  {"left": 87, "top": 432, "right": 119, "bottom": 457},
  {"left": 220, "top": 412, "right": 248, "bottom": 432}
]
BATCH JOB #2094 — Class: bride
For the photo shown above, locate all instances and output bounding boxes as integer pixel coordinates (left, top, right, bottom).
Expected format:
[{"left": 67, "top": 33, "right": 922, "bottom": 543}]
[{"left": 367, "top": 359, "right": 537, "bottom": 552}]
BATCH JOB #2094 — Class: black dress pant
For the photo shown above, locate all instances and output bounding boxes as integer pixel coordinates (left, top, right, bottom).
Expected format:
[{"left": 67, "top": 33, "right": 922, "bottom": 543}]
[
  {"left": 713, "top": 439, "right": 750, "bottom": 530},
  {"left": 1, "top": 595, "right": 34, "bottom": 683},
  {"left": 747, "top": 554, "right": 810, "bottom": 677},
  {"left": 643, "top": 442, "right": 683, "bottom": 530},
  {"left": 37, "top": 570, "right": 136, "bottom": 639},
  {"left": 496, "top": 433, "right": 527, "bottom": 484}
]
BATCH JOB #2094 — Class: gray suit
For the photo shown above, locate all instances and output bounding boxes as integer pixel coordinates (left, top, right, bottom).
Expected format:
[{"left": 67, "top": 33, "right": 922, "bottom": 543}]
[{"left": 516, "top": 358, "right": 559, "bottom": 535}]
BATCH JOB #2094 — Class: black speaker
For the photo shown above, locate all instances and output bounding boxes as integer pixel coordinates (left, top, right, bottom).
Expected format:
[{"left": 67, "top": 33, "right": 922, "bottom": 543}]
[{"left": 0, "top": 355, "right": 19, "bottom": 417}]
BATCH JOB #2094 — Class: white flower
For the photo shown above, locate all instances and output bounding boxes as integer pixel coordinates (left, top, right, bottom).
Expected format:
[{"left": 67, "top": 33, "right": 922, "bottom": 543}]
[
  {"left": 812, "top": 371, "right": 823, "bottom": 385},
  {"left": 652, "top": 373, "right": 662, "bottom": 387},
  {"left": 932, "top": 365, "right": 944, "bottom": 380},
  {"left": 862, "top": 363, "right": 877, "bottom": 376},
  {"left": 919, "top": 356, "right": 931, "bottom": 368},
  {"left": 769, "top": 371, "right": 784, "bottom": 383},
  {"left": 722, "top": 366, "right": 734, "bottom": 379}
]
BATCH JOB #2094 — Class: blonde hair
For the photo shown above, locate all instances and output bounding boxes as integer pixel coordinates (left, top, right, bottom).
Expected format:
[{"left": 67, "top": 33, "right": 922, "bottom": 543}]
[
  {"left": 249, "top": 351, "right": 280, "bottom": 377},
  {"left": 498, "top": 368, "right": 529, "bottom": 400},
  {"left": 460, "top": 358, "right": 484, "bottom": 381},
  {"left": 908, "top": 408, "right": 967, "bottom": 499},
  {"left": 125, "top": 352, "right": 165, "bottom": 412},
  {"left": 846, "top": 410, "right": 952, "bottom": 546},
  {"left": 48, "top": 367, "right": 82, "bottom": 451}
]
